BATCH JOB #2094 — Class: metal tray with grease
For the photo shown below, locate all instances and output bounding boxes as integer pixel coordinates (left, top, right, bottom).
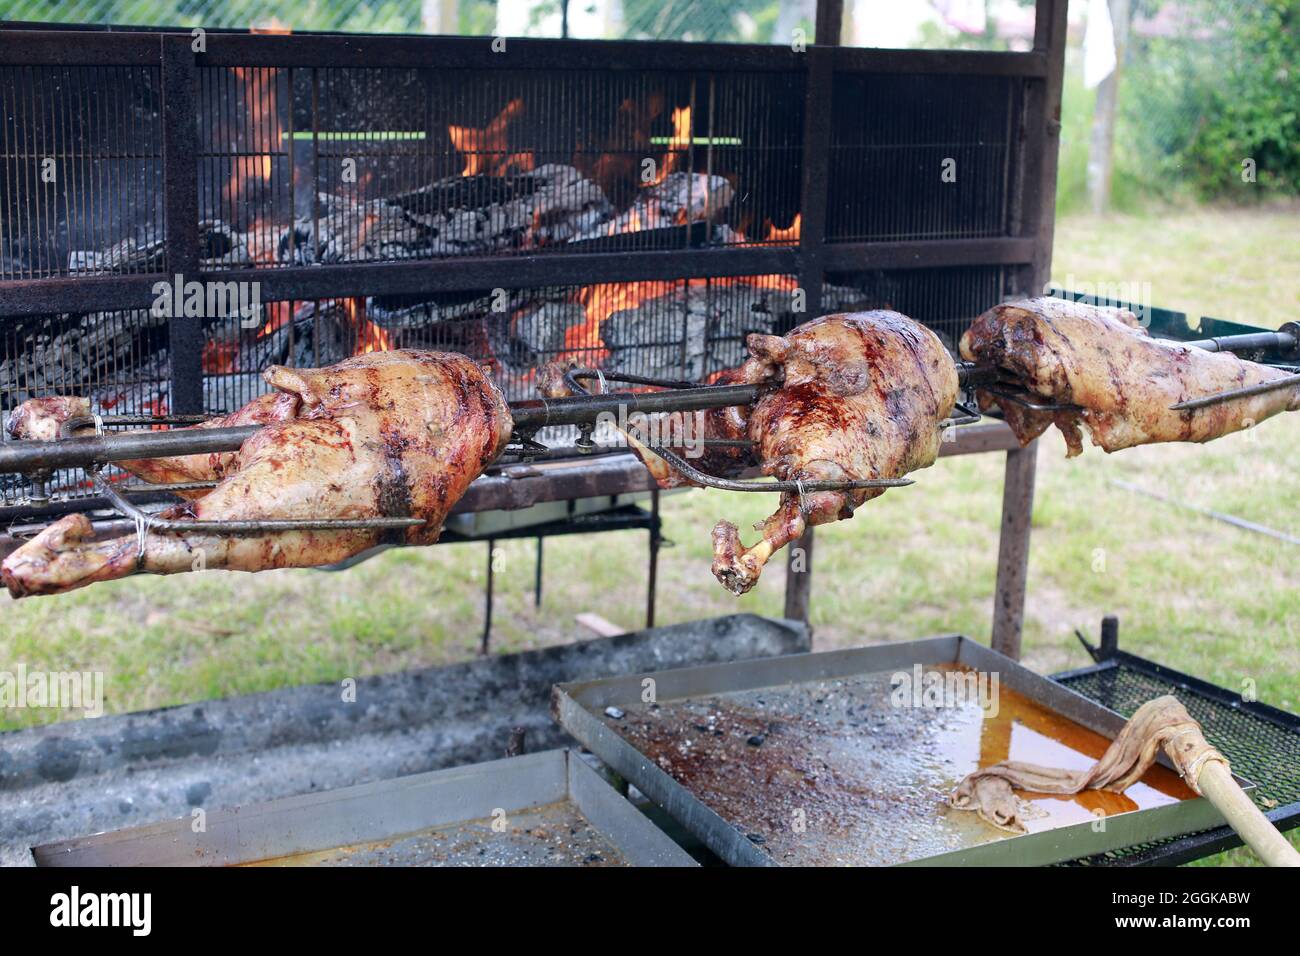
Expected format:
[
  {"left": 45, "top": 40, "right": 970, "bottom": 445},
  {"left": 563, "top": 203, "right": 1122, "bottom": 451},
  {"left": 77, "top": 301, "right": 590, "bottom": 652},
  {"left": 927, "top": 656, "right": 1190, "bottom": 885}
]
[
  {"left": 31, "top": 749, "right": 695, "bottom": 868},
  {"left": 553, "top": 636, "right": 1253, "bottom": 866}
]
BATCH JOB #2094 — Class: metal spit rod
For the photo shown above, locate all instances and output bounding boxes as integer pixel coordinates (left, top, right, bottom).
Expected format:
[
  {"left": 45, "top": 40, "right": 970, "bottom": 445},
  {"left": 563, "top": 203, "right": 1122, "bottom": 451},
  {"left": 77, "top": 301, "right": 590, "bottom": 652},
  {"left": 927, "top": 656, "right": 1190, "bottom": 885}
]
[
  {"left": 0, "top": 384, "right": 772, "bottom": 476},
  {"left": 1, "top": 322, "right": 1292, "bottom": 476}
]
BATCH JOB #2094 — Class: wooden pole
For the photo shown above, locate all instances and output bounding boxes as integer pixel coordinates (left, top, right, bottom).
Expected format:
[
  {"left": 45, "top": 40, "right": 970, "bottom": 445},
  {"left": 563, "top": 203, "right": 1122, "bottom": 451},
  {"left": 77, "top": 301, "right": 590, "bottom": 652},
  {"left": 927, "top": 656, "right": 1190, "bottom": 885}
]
[
  {"left": 991, "top": 443, "right": 1038, "bottom": 659},
  {"left": 1196, "top": 762, "right": 1300, "bottom": 867},
  {"left": 1156, "top": 698, "right": 1300, "bottom": 867}
]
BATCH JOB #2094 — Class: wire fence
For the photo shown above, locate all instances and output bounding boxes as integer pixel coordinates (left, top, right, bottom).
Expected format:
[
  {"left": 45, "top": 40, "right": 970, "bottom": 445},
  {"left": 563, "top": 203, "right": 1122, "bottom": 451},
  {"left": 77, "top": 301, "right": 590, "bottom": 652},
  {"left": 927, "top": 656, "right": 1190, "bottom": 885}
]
[{"left": 2, "top": 0, "right": 813, "bottom": 43}]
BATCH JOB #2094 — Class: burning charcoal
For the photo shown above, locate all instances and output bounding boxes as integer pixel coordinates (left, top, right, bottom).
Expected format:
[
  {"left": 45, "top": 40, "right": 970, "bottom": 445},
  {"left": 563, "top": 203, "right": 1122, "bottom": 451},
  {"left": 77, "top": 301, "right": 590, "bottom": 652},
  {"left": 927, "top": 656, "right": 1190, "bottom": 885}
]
[
  {"left": 67, "top": 235, "right": 166, "bottom": 274},
  {"left": 197, "top": 221, "right": 253, "bottom": 268},
  {"left": 0, "top": 309, "right": 168, "bottom": 407},
  {"left": 572, "top": 172, "right": 735, "bottom": 242},
  {"left": 276, "top": 165, "right": 612, "bottom": 265},
  {"left": 67, "top": 221, "right": 250, "bottom": 274},
  {"left": 285, "top": 301, "right": 362, "bottom": 368},
  {"left": 509, "top": 302, "right": 585, "bottom": 365},
  {"left": 202, "top": 373, "right": 270, "bottom": 415},
  {"left": 601, "top": 278, "right": 823, "bottom": 382}
]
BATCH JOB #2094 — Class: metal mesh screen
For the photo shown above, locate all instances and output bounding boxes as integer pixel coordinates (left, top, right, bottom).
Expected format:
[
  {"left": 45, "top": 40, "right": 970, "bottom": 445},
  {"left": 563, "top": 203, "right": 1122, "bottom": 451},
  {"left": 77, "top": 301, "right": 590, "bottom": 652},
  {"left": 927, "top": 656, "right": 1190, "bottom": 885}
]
[
  {"left": 0, "top": 274, "right": 799, "bottom": 505},
  {"left": 0, "top": 65, "right": 164, "bottom": 279},
  {"left": 1059, "top": 666, "right": 1300, "bottom": 812},
  {"left": 193, "top": 65, "right": 804, "bottom": 268},
  {"left": 824, "top": 265, "right": 1007, "bottom": 352},
  {"left": 201, "top": 275, "right": 801, "bottom": 412},
  {"left": 1057, "top": 663, "right": 1300, "bottom": 864},
  {"left": 828, "top": 74, "right": 1019, "bottom": 242}
]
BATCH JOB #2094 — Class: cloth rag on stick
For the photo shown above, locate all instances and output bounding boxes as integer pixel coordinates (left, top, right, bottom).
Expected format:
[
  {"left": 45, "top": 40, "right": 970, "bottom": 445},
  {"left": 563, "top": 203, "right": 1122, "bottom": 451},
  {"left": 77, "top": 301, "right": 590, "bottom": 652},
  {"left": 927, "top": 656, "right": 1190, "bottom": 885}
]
[{"left": 949, "top": 694, "right": 1299, "bottom": 867}]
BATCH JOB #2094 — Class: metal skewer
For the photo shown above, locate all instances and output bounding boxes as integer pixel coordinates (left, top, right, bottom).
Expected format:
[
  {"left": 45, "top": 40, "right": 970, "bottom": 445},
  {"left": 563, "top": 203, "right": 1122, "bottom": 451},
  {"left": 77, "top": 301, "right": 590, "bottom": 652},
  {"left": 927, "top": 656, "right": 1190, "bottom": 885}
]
[
  {"left": 558, "top": 367, "right": 917, "bottom": 493},
  {"left": 979, "top": 383, "right": 1082, "bottom": 414},
  {"left": 0, "top": 383, "right": 770, "bottom": 476},
  {"left": 1168, "top": 372, "right": 1300, "bottom": 412},
  {"left": 92, "top": 471, "right": 426, "bottom": 536},
  {"left": 642, "top": 445, "right": 913, "bottom": 493}
]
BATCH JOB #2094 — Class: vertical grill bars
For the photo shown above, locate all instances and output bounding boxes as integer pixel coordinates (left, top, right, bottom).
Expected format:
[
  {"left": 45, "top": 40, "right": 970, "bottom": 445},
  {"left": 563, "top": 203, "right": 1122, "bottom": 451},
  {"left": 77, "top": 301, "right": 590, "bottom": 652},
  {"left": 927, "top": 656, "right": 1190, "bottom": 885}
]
[
  {"left": 0, "top": 64, "right": 164, "bottom": 279},
  {"left": 0, "top": 32, "right": 1041, "bottom": 509}
]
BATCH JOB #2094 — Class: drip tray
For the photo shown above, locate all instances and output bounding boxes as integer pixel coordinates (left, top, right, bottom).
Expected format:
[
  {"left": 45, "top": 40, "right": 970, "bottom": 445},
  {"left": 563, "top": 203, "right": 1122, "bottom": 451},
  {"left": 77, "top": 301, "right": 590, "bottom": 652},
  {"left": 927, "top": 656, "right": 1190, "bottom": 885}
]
[
  {"left": 553, "top": 636, "right": 1252, "bottom": 866},
  {"left": 31, "top": 749, "right": 695, "bottom": 868}
]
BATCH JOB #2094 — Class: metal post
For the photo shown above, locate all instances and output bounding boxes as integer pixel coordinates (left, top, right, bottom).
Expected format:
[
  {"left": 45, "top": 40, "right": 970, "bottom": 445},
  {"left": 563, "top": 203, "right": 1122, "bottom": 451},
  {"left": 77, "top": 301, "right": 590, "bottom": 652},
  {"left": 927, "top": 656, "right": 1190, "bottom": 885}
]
[
  {"left": 160, "top": 35, "right": 202, "bottom": 414},
  {"left": 1099, "top": 614, "right": 1120, "bottom": 660},
  {"left": 814, "top": 0, "right": 845, "bottom": 45},
  {"left": 533, "top": 536, "right": 544, "bottom": 607},
  {"left": 1019, "top": 0, "right": 1070, "bottom": 297},
  {"left": 480, "top": 537, "right": 495, "bottom": 656},
  {"left": 782, "top": 0, "right": 841, "bottom": 624},
  {"left": 783, "top": 527, "right": 814, "bottom": 633},
  {"left": 991, "top": 443, "right": 1038, "bottom": 659},
  {"left": 990, "top": 0, "right": 1067, "bottom": 657},
  {"left": 645, "top": 489, "right": 661, "bottom": 629}
]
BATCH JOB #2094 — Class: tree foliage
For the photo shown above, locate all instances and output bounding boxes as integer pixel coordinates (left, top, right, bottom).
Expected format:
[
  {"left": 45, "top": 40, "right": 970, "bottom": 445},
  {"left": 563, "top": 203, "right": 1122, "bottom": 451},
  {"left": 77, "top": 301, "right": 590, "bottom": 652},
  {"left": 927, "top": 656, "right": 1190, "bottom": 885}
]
[{"left": 1123, "top": 0, "right": 1299, "bottom": 199}]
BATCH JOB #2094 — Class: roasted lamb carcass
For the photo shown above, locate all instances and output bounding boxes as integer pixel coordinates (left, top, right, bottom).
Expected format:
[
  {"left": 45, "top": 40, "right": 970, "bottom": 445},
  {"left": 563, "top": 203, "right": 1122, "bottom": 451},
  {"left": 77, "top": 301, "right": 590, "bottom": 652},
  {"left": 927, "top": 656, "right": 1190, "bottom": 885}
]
[
  {"left": 710, "top": 311, "right": 958, "bottom": 594},
  {"left": 960, "top": 297, "right": 1300, "bottom": 457},
  {"left": 2, "top": 350, "right": 512, "bottom": 598}
]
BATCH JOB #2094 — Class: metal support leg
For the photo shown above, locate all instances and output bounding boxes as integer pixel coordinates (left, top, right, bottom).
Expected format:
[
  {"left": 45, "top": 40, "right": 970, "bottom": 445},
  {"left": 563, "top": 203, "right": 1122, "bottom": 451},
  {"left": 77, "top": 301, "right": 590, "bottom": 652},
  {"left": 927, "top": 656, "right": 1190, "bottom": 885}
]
[
  {"left": 480, "top": 538, "right": 495, "bottom": 657},
  {"left": 646, "top": 489, "right": 661, "bottom": 629},
  {"left": 783, "top": 527, "right": 815, "bottom": 637},
  {"left": 534, "top": 537, "right": 543, "bottom": 608},
  {"left": 991, "top": 443, "right": 1038, "bottom": 659}
]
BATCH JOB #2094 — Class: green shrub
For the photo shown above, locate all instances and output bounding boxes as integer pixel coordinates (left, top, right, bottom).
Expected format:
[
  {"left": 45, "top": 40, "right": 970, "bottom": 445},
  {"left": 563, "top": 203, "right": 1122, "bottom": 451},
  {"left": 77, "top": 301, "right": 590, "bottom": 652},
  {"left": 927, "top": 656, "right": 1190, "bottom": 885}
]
[{"left": 1123, "top": 0, "right": 1299, "bottom": 200}]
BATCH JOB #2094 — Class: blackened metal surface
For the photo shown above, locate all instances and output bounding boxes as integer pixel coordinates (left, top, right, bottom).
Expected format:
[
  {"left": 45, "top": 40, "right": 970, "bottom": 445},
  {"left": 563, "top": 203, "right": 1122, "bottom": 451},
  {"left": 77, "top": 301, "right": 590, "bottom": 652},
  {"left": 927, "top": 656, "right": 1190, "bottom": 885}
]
[
  {"left": 0, "top": 613, "right": 807, "bottom": 866},
  {"left": 161, "top": 35, "right": 203, "bottom": 413}
]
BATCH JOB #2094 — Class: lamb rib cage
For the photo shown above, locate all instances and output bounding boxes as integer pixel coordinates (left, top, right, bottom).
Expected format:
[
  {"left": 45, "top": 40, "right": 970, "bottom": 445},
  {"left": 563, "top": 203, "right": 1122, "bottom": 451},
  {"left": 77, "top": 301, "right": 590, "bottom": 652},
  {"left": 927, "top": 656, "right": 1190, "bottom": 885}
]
[{"left": 0, "top": 26, "right": 1052, "bottom": 511}]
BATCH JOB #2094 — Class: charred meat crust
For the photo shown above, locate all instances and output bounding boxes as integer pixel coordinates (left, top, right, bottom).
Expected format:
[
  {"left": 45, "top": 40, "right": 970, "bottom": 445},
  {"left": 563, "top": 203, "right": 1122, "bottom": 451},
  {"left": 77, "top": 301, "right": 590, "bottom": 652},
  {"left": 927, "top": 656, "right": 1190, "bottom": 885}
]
[{"left": 961, "top": 297, "right": 1299, "bottom": 456}]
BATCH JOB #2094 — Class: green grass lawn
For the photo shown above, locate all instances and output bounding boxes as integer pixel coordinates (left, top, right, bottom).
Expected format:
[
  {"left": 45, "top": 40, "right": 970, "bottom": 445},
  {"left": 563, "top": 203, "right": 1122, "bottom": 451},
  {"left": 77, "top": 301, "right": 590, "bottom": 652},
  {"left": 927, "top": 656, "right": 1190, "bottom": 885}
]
[{"left": 2, "top": 205, "right": 1297, "bottom": 864}]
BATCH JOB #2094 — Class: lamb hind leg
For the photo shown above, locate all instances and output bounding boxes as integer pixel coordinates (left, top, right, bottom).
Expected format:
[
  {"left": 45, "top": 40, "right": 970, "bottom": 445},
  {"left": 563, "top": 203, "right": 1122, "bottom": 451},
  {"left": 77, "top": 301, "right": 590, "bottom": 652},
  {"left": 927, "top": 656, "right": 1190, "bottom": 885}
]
[{"left": 711, "top": 487, "right": 847, "bottom": 595}]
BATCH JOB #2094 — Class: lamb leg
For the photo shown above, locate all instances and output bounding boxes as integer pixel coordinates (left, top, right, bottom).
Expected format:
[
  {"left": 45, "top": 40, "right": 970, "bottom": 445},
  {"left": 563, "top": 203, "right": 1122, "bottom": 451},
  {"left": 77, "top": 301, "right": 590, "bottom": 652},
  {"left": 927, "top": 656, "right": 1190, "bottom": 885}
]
[
  {"left": 2, "top": 417, "right": 384, "bottom": 596},
  {"left": 711, "top": 470, "right": 850, "bottom": 595}
]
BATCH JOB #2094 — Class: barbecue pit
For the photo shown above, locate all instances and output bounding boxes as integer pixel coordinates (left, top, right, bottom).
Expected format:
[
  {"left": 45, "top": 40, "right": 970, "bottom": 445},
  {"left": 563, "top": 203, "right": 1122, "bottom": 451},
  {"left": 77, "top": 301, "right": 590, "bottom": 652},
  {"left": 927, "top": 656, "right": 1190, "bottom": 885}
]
[
  {"left": 5, "top": 2, "right": 1297, "bottom": 869},
  {"left": 0, "top": 4, "right": 1068, "bottom": 651}
]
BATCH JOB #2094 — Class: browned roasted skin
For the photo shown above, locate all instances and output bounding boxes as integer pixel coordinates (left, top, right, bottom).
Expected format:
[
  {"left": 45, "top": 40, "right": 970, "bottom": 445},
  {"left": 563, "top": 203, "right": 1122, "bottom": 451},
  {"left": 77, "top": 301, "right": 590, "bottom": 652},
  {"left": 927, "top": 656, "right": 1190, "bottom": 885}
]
[
  {"left": 535, "top": 360, "right": 759, "bottom": 488},
  {"left": 712, "top": 311, "right": 958, "bottom": 594},
  {"left": 960, "top": 297, "right": 1300, "bottom": 457},
  {"left": 1, "top": 350, "right": 512, "bottom": 597},
  {"left": 6, "top": 390, "right": 302, "bottom": 495}
]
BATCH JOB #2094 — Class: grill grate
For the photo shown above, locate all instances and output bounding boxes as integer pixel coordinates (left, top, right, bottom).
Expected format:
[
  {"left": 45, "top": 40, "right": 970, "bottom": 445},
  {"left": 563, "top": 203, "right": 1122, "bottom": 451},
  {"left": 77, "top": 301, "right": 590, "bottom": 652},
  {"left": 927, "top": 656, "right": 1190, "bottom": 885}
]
[
  {"left": 0, "top": 31, "right": 1045, "bottom": 516},
  {"left": 828, "top": 74, "right": 1018, "bottom": 243},
  {"left": 1056, "top": 660, "right": 1300, "bottom": 865},
  {"left": 0, "top": 276, "right": 801, "bottom": 505},
  {"left": 825, "top": 265, "right": 1007, "bottom": 352},
  {"left": 0, "top": 64, "right": 164, "bottom": 279},
  {"left": 187, "top": 65, "right": 805, "bottom": 269}
]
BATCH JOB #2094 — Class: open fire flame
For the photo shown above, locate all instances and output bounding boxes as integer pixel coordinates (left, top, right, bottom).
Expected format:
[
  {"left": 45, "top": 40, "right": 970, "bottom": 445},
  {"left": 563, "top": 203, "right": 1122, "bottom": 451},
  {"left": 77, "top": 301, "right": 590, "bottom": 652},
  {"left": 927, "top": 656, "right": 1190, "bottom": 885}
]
[
  {"left": 214, "top": 74, "right": 796, "bottom": 378},
  {"left": 448, "top": 99, "right": 536, "bottom": 178}
]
